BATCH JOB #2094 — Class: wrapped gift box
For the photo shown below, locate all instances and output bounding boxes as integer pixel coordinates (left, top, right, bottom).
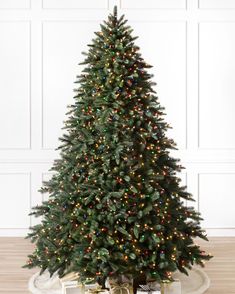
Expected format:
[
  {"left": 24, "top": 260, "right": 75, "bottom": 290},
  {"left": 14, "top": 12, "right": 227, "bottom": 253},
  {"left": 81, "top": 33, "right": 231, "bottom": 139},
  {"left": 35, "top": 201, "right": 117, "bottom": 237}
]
[
  {"left": 137, "top": 283, "right": 161, "bottom": 294},
  {"left": 137, "top": 288, "right": 160, "bottom": 294},
  {"left": 62, "top": 282, "right": 109, "bottom": 294},
  {"left": 136, "top": 279, "right": 181, "bottom": 294},
  {"left": 62, "top": 281, "right": 85, "bottom": 294},
  {"left": 161, "top": 279, "right": 181, "bottom": 294},
  {"left": 106, "top": 275, "right": 133, "bottom": 294},
  {"left": 60, "top": 272, "right": 102, "bottom": 294}
]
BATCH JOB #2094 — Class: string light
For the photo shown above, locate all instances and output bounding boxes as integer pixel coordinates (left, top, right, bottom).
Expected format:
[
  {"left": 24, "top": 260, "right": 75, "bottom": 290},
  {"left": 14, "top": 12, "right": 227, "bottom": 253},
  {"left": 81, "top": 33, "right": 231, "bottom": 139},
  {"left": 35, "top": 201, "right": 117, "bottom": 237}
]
[{"left": 25, "top": 6, "right": 212, "bottom": 283}]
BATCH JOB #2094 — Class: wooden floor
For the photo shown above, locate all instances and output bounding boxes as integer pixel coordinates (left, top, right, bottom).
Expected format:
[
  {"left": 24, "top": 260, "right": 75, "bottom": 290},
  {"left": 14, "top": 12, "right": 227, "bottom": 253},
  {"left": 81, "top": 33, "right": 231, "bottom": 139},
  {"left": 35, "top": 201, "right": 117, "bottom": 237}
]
[{"left": 0, "top": 237, "right": 235, "bottom": 293}]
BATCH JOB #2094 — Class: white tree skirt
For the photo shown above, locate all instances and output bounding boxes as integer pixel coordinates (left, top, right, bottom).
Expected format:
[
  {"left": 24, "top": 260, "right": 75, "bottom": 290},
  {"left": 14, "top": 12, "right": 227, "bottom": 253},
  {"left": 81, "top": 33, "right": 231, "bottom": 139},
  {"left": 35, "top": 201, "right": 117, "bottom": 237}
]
[
  {"left": 173, "top": 268, "right": 210, "bottom": 294},
  {"left": 29, "top": 267, "right": 210, "bottom": 294}
]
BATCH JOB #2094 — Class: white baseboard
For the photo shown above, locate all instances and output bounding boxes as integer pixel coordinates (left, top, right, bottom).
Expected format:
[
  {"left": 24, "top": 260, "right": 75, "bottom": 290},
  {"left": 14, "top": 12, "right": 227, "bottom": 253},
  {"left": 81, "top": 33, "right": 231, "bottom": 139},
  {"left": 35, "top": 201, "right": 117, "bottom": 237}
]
[
  {"left": 205, "top": 228, "right": 235, "bottom": 237},
  {"left": 0, "top": 228, "right": 29, "bottom": 237}
]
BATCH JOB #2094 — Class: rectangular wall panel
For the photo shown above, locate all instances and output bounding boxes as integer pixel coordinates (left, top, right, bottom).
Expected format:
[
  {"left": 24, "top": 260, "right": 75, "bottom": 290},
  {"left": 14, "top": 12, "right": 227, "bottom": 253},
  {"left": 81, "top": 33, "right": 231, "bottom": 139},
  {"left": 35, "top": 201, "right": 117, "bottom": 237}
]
[
  {"left": 199, "top": 22, "right": 235, "bottom": 149},
  {"left": 121, "top": 0, "right": 186, "bottom": 9},
  {"left": 0, "top": 0, "right": 30, "bottom": 9},
  {"left": 0, "top": 0, "right": 235, "bottom": 237},
  {"left": 199, "top": 0, "right": 235, "bottom": 9},
  {"left": 42, "top": 0, "right": 107, "bottom": 9},
  {"left": 130, "top": 21, "right": 187, "bottom": 149},
  {"left": 0, "top": 173, "right": 31, "bottom": 228},
  {"left": 0, "top": 22, "right": 30, "bottom": 149},
  {"left": 42, "top": 21, "right": 100, "bottom": 149},
  {"left": 199, "top": 173, "right": 235, "bottom": 228}
]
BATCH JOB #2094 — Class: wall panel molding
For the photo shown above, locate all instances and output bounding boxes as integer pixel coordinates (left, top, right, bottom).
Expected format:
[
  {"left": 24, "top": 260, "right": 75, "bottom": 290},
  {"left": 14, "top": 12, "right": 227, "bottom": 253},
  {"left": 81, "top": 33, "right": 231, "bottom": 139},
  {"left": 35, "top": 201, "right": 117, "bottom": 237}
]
[
  {"left": 129, "top": 20, "right": 187, "bottom": 149},
  {"left": 0, "top": 173, "right": 31, "bottom": 230},
  {"left": 0, "top": 21, "right": 31, "bottom": 150},
  {"left": 0, "top": 0, "right": 30, "bottom": 9},
  {"left": 120, "top": 0, "right": 187, "bottom": 10},
  {"left": 198, "top": 0, "right": 235, "bottom": 9},
  {"left": 0, "top": 1, "right": 235, "bottom": 236},
  {"left": 198, "top": 173, "right": 235, "bottom": 229},
  {"left": 41, "top": 20, "right": 101, "bottom": 150},
  {"left": 198, "top": 21, "right": 235, "bottom": 150},
  {"left": 42, "top": 0, "right": 108, "bottom": 9}
]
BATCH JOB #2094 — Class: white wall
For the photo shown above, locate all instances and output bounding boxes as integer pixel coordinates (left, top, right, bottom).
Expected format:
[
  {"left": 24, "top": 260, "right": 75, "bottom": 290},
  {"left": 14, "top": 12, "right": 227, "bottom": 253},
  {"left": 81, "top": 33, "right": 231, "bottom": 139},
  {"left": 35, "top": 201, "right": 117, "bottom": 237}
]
[{"left": 0, "top": 0, "right": 235, "bottom": 236}]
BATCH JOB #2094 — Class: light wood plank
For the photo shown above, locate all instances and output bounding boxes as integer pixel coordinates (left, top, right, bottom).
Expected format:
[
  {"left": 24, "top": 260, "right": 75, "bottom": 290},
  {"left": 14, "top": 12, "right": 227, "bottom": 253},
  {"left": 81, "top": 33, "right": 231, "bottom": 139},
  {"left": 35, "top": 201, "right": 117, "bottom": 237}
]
[
  {"left": 197, "top": 238, "right": 235, "bottom": 294},
  {"left": 0, "top": 237, "right": 235, "bottom": 293},
  {"left": 0, "top": 238, "right": 37, "bottom": 293}
]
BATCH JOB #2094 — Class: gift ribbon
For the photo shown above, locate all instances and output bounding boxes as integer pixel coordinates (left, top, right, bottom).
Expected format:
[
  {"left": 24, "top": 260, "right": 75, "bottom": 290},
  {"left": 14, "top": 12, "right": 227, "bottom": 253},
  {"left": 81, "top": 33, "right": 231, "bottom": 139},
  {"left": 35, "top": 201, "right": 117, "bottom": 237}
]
[
  {"left": 60, "top": 272, "right": 80, "bottom": 283},
  {"left": 87, "top": 286, "right": 108, "bottom": 294},
  {"left": 139, "top": 284, "right": 160, "bottom": 294},
  {"left": 110, "top": 282, "right": 131, "bottom": 294},
  {"left": 161, "top": 281, "right": 175, "bottom": 294}
]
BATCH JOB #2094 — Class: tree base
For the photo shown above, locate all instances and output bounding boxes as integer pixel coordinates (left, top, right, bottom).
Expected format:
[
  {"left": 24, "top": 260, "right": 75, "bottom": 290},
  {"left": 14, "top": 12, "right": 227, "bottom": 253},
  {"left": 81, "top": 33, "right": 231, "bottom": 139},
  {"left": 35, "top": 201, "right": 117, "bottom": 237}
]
[{"left": 28, "top": 267, "right": 210, "bottom": 294}]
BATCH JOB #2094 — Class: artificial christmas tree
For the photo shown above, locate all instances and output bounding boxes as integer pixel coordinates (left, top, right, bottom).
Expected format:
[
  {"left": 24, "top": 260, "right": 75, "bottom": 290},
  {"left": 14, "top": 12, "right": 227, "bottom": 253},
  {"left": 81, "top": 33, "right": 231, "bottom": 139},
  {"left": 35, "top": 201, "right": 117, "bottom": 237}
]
[{"left": 24, "top": 6, "right": 211, "bottom": 289}]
